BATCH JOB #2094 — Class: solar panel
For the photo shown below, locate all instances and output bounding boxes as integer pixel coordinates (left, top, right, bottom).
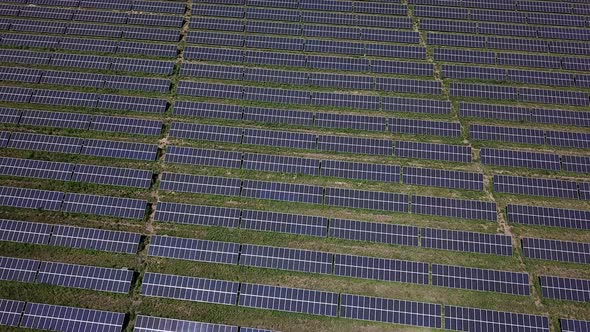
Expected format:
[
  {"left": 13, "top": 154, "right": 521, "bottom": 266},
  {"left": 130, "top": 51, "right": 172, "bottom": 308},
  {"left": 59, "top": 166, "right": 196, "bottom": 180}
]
[
  {"left": 546, "top": 130, "right": 590, "bottom": 149},
  {"left": 244, "top": 67, "right": 310, "bottom": 85},
  {"left": 8, "top": 132, "right": 84, "bottom": 154},
  {"left": 470, "top": 124, "right": 545, "bottom": 145},
  {"left": 0, "top": 107, "right": 20, "bottom": 124},
  {"left": 97, "top": 94, "right": 167, "bottom": 113},
  {"left": 340, "top": 294, "right": 441, "bottom": 328},
  {"left": 317, "top": 135, "right": 393, "bottom": 156},
  {"left": 403, "top": 166, "right": 483, "bottom": 191},
  {"left": 133, "top": 315, "right": 240, "bottom": 332},
  {"left": 540, "top": 275, "right": 589, "bottom": 302},
  {"left": 562, "top": 155, "right": 590, "bottom": 174},
  {"left": 0, "top": 256, "right": 40, "bottom": 283},
  {"left": 169, "top": 122, "right": 243, "bottom": 144},
  {"left": 165, "top": 146, "right": 242, "bottom": 169},
  {"left": 0, "top": 219, "right": 52, "bottom": 245},
  {"left": 159, "top": 173, "right": 241, "bottom": 196},
  {"left": 315, "top": 113, "right": 386, "bottom": 131},
  {"left": 61, "top": 193, "right": 147, "bottom": 220},
  {"left": 177, "top": 81, "right": 242, "bottom": 99},
  {"left": 19, "top": 109, "right": 92, "bottom": 130},
  {"left": 0, "top": 86, "right": 33, "bottom": 103},
  {"left": 245, "top": 50, "right": 304, "bottom": 67},
  {"left": 0, "top": 299, "right": 24, "bottom": 327},
  {"left": 243, "top": 86, "right": 310, "bottom": 105},
  {"left": 522, "top": 238, "right": 589, "bottom": 264},
  {"left": 180, "top": 63, "right": 243, "bottom": 80},
  {"left": 49, "top": 225, "right": 141, "bottom": 254},
  {"left": 240, "top": 244, "right": 333, "bottom": 274},
  {"left": 0, "top": 186, "right": 64, "bottom": 211},
  {"left": 335, "top": 254, "right": 428, "bottom": 284},
  {"left": 241, "top": 180, "right": 323, "bottom": 204},
  {"left": 311, "top": 92, "right": 379, "bottom": 110},
  {"left": 389, "top": 118, "right": 461, "bottom": 137},
  {"left": 243, "top": 106, "right": 313, "bottom": 126},
  {"left": 174, "top": 101, "right": 243, "bottom": 120},
  {"left": 30, "top": 89, "right": 99, "bottom": 108},
  {"left": 421, "top": 228, "right": 512, "bottom": 256},
  {"left": 507, "top": 204, "right": 590, "bottom": 230},
  {"left": 243, "top": 128, "right": 315, "bottom": 150},
  {"left": 329, "top": 219, "right": 418, "bottom": 246},
  {"left": 561, "top": 318, "right": 590, "bottom": 332},
  {"left": 0, "top": 157, "right": 74, "bottom": 181},
  {"left": 141, "top": 272, "right": 239, "bottom": 305},
  {"left": 239, "top": 283, "right": 338, "bottom": 317},
  {"left": 581, "top": 182, "right": 590, "bottom": 201},
  {"left": 243, "top": 153, "right": 319, "bottom": 175},
  {"left": 395, "top": 141, "right": 472, "bottom": 162},
  {"left": 72, "top": 164, "right": 153, "bottom": 189},
  {"left": 412, "top": 195, "right": 497, "bottom": 221},
  {"left": 37, "top": 261, "right": 133, "bottom": 294},
  {"left": 494, "top": 175, "right": 579, "bottom": 199},
  {"left": 81, "top": 139, "right": 159, "bottom": 161},
  {"left": 325, "top": 188, "right": 408, "bottom": 212},
  {"left": 89, "top": 115, "right": 163, "bottom": 136},
  {"left": 445, "top": 305, "right": 549, "bottom": 332},
  {"left": 20, "top": 303, "right": 125, "bottom": 332},
  {"left": 0, "top": 131, "right": 9, "bottom": 148},
  {"left": 480, "top": 148, "right": 560, "bottom": 171},
  {"left": 432, "top": 264, "right": 529, "bottom": 295},
  {"left": 321, "top": 160, "right": 400, "bottom": 183},
  {"left": 154, "top": 202, "right": 240, "bottom": 228},
  {"left": 149, "top": 235, "right": 240, "bottom": 265},
  {"left": 240, "top": 209, "right": 328, "bottom": 237}
]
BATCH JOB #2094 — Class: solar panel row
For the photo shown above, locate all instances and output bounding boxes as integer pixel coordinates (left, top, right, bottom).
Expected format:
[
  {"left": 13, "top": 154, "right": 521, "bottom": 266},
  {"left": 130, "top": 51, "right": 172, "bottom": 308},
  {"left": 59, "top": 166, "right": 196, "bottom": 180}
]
[
  {"left": 176, "top": 81, "right": 443, "bottom": 109},
  {"left": 134, "top": 315, "right": 273, "bottom": 332},
  {"left": 0, "top": 19, "right": 181, "bottom": 43},
  {"left": 0, "top": 66, "right": 171, "bottom": 93},
  {"left": 494, "top": 174, "right": 588, "bottom": 200},
  {"left": 180, "top": 61, "right": 436, "bottom": 89},
  {"left": 0, "top": 6, "right": 184, "bottom": 28},
  {"left": 193, "top": 2, "right": 408, "bottom": 16},
  {"left": 137, "top": 271, "right": 548, "bottom": 329},
  {"left": 1, "top": 32, "right": 178, "bottom": 58},
  {"left": 460, "top": 102, "right": 590, "bottom": 129},
  {"left": 158, "top": 173, "right": 493, "bottom": 217},
  {"left": 167, "top": 123, "right": 471, "bottom": 160},
  {"left": 443, "top": 64, "right": 588, "bottom": 88},
  {"left": 0, "top": 186, "right": 147, "bottom": 219},
  {"left": 148, "top": 235, "right": 449, "bottom": 286},
  {"left": 0, "top": 107, "right": 163, "bottom": 136},
  {"left": 0, "top": 219, "right": 141, "bottom": 254},
  {"left": 184, "top": 46, "right": 427, "bottom": 71},
  {"left": 3, "top": 131, "right": 159, "bottom": 161},
  {"left": 0, "top": 86, "right": 167, "bottom": 113},
  {"left": 451, "top": 83, "right": 589, "bottom": 107},
  {"left": 0, "top": 0, "right": 186, "bottom": 14},
  {"left": 171, "top": 105, "right": 459, "bottom": 137},
  {"left": 0, "top": 157, "right": 153, "bottom": 188},
  {"left": 471, "top": 124, "right": 590, "bottom": 148},
  {"left": 153, "top": 201, "right": 508, "bottom": 255},
  {"left": 0, "top": 256, "right": 134, "bottom": 293},
  {"left": 435, "top": 47, "right": 590, "bottom": 71},
  {"left": 0, "top": 49, "right": 175, "bottom": 74},
  {"left": 410, "top": 0, "right": 588, "bottom": 15}
]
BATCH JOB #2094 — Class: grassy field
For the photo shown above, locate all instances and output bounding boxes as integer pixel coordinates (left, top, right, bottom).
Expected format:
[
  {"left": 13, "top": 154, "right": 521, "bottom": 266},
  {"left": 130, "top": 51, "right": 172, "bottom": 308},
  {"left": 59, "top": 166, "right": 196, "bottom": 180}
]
[{"left": 0, "top": 0, "right": 589, "bottom": 331}]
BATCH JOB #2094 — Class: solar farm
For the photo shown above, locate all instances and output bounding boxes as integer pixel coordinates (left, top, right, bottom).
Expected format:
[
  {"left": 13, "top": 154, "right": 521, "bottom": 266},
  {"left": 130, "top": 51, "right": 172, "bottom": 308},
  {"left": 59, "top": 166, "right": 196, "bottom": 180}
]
[{"left": 0, "top": 0, "right": 589, "bottom": 331}]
